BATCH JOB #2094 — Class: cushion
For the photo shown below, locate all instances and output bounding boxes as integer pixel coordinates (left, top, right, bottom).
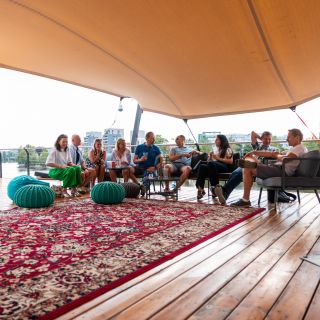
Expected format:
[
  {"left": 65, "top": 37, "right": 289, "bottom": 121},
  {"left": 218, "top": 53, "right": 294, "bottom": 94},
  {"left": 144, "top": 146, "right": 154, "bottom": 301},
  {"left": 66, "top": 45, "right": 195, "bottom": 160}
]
[
  {"left": 14, "top": 185, "right": 55, "bottom": 208},
  {"left": 91, "top": 182, "right": 125, "bottom": 204},
  {"left": 296, "top": 150, "right": 320, "bottom": 177},
  {"left": 120, "top": 182, "right": 140, "bottom": 198},
  {"left": 7, "top": 175, "right": 50, "bottom": 200}
]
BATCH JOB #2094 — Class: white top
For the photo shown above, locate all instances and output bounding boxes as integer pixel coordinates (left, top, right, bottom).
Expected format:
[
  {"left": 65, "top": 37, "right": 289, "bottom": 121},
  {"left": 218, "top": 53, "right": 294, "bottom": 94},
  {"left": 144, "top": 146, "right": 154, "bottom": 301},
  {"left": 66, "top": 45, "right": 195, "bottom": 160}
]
[
  {"left": 283, "top": 143, "right": 307, "bottom": 176},
  {"left": 111, "top": 148, "right": 131, "bottom": 165},
  {"left": 213, "top": 147, "right": 233, "bottom": 158},
  {"left": 46, "top": 148, "right": 72, "bottom": 167}
]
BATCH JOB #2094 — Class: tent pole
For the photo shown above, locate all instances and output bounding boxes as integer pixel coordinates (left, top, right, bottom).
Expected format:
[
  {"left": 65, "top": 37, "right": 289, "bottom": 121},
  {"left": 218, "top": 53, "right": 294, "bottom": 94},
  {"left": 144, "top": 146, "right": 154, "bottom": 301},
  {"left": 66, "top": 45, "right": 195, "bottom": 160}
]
[
  {"left": 183, "top": 119, "right": 200, "bottom": 151},
  {"left": 131, "top": 103, "right": 143, "bottom": 152}
]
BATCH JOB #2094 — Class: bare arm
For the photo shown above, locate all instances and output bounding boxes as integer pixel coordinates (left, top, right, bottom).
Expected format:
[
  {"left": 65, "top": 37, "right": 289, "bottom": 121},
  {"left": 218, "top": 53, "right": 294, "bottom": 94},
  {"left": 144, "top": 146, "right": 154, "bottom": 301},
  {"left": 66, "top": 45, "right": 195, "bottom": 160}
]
[
  {"left": 133, "top": 154, "right": 147, "bottom": 164},
  {"left": 212, "top": 154, "right": 233, "bottom": 165},
  {"left": 251, "top": 131, "right": 261, "bottom": 145}
]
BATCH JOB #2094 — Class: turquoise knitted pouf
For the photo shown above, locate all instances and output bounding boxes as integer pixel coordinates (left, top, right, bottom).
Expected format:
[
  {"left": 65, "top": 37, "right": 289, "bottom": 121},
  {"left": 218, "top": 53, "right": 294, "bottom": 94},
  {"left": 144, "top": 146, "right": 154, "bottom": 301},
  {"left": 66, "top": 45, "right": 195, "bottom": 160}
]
[
  {"left": 14, "top": 185, "right": 55, "bottom": 208},
  {"left": 91, "top": 182, "right": 125, "bottom": 204},
  {"left": 120, "top": 182, "right": 140, "bottom": 198},
  {"left": 7, "top": 175, "right": 50, "bottom": 200}
]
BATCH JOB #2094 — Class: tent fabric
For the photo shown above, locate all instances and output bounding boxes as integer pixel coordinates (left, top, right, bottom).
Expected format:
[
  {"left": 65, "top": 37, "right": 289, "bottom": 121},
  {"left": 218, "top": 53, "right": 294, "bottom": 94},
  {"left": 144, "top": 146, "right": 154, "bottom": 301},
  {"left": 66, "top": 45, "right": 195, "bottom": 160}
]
[{"left": 1, "top": 0, "right": 320, "bottom": 119}]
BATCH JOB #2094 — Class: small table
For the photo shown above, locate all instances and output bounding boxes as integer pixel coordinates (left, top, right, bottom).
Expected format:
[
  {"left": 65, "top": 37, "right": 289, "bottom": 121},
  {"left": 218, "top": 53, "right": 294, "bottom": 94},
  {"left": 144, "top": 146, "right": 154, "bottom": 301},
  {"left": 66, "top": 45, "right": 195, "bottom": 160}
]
[{"left": 145, "top": 176, "right": 180, "bottom": 200}]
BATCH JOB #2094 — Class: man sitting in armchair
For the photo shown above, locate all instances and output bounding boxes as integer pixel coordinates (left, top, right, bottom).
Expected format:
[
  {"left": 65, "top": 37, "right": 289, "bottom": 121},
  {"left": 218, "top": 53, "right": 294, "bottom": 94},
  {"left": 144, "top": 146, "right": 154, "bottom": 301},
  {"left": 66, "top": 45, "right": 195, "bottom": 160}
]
[
  {"left": 164, "top": 135, "right": 201, "bottom": 193},
  {"left": 231, "top": 128, "right": 307, "bottom": 207}
]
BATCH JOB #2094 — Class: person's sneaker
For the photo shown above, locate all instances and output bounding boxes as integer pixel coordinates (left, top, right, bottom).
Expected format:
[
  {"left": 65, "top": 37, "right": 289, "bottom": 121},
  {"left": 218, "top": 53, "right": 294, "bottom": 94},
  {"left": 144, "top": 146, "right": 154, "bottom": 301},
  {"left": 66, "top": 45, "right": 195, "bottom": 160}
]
[
  {"left": 140, "top": 184, "right": 146, "bottom": 197},
  {"left": 214, "top": 185, "right": 226, "bottom": 205},
  {"left": 230, "top": 198, "right": 251, "bottom": 207},
  {"left": 236, "top": 159, "right": 257, "bottom": 169}
]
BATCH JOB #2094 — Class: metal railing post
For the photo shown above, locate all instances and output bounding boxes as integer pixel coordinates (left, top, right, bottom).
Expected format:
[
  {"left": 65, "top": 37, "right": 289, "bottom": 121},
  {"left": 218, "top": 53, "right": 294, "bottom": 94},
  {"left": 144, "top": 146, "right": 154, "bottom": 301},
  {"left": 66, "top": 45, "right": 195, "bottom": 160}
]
[{"left": 24, "top": 148, "right": 30, "bottom": 176}]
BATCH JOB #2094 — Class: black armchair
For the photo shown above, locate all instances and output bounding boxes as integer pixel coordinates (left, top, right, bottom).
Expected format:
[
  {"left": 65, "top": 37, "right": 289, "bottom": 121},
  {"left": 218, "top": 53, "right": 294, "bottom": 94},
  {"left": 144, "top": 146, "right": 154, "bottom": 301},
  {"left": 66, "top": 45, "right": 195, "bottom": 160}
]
[{"left": 256, "top": 150, "right": 320, "bottom": 206}]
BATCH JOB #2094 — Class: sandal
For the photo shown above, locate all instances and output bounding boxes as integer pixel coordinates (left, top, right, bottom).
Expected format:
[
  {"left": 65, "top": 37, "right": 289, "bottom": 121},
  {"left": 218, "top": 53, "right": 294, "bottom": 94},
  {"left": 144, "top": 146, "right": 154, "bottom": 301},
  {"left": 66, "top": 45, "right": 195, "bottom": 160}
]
[
  {"left": 62, "top": 190, "right": 71, "bottom": 198},
  {"left": 197, "top": 189, "right": 206, "bottom": 200}
]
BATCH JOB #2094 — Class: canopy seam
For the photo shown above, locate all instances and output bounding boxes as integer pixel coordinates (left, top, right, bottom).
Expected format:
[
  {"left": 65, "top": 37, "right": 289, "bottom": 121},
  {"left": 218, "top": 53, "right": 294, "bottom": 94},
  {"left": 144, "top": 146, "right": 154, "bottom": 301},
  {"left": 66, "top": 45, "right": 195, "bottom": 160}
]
[
  {"left": 8, "top": 0, "right": 183, "bottom": 115},
  {"left": 247, "top": 0, "right": 295, "bottom": 102}
]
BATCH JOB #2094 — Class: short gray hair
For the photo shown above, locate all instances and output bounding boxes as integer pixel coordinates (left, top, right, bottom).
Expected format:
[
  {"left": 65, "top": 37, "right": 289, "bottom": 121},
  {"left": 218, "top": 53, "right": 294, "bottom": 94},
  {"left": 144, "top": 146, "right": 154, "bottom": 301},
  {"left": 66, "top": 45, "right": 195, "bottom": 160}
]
[{"left": 288, "top": 128, "right": 303, "bottom": 141}]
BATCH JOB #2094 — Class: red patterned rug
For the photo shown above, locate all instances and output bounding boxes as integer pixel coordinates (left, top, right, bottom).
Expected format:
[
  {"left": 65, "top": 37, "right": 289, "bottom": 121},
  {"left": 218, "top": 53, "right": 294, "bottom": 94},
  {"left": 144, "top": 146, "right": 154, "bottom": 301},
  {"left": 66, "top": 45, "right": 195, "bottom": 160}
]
[{"left": 0, "top": 199, "right": 264, "bottom": 319}]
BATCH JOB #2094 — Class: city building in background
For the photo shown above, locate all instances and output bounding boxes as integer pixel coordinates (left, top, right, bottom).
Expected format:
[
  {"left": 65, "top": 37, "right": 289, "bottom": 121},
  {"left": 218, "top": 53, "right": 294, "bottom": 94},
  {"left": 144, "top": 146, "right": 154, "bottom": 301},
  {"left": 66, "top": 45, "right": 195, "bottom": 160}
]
[
  {"left": 83, "top": 131, "right": 102, "bottom": 150},
  {"left": 198, "top": 131, "right": 221, "bottom": 143},
  {"left": 102, "top": 128, "right": 124, "bottom": 149},
  {"left": 226, "top": 133, "right": 251, "bottom": 142}
]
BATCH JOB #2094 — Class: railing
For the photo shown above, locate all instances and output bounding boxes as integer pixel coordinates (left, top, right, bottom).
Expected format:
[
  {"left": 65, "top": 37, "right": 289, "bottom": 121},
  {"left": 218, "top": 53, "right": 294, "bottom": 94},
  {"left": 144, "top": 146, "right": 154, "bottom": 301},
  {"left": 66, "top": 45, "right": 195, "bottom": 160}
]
[{"left": 0, "top": 140, "right": 319, "bottom": 178}]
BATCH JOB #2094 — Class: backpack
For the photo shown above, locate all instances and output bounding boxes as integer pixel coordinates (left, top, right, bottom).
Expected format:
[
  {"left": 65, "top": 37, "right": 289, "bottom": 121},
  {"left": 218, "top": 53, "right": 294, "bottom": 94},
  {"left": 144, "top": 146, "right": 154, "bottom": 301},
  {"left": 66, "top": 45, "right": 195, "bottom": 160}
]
[{"left": 191, "top": 153, "right": 208, "bottom": 170}]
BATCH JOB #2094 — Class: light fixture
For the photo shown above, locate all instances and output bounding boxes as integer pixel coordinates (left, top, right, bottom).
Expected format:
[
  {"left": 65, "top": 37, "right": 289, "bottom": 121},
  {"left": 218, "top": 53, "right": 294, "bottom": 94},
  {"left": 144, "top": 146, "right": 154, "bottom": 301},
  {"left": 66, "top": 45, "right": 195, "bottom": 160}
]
[{"left": 118, "top": 97, "right": 124, "bottom": 112}]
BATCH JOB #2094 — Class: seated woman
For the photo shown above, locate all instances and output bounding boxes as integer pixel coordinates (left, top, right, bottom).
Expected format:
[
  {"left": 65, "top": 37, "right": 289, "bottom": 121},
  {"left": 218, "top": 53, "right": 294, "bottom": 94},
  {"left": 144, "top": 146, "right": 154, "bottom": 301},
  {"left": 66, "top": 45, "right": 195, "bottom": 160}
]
[
  {"left": 109, "top": 138, "right": 139, "bottom": 185},
  {"left": 46, "top": 134, "right": 83, "bottom": 197},
  {"left": 196, "top": 134, "right": 234, "bottom": 200},
  {"left": 86, "top": 138, "right": 106, "bottom": 182}
]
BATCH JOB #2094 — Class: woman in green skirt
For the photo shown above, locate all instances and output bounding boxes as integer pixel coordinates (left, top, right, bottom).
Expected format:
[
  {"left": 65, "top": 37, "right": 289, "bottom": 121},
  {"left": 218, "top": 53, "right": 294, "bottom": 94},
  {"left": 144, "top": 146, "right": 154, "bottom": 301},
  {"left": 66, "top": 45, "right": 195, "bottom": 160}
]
[{"left": 46, "top": 134, "right": 82, "bottom": 197}]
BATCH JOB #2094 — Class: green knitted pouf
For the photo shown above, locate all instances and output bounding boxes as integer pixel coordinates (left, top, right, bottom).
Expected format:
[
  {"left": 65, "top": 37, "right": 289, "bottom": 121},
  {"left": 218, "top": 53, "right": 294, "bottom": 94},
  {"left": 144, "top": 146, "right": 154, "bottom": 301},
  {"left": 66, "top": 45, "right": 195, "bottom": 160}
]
[
  {"left": 91, "top": 182, "right": 125, "bottom": 204},
  {"left": 7, "top": 175, "right": 50, "bottom": 200},
  {"left": 120, "top": 182, "right": 140, "bottom": 198},
  {"left": 14, "top": 185, "right": 55, "bottom": 208}
]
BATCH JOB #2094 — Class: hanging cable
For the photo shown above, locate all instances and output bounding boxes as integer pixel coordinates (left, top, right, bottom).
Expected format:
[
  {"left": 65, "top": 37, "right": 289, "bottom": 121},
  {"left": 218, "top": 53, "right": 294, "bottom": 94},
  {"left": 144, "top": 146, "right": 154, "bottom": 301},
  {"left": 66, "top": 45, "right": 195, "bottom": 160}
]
[
  {"left": 289, "top": 106, "right": 319, "bottom": 141},
  {"left": 183, "top": 119, "right": 200, "bottom": 151}
]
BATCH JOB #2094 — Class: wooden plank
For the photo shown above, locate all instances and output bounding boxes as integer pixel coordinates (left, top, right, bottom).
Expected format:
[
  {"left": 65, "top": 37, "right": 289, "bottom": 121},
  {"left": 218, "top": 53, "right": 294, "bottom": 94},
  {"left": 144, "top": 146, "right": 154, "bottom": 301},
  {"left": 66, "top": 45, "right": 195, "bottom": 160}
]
[
  {"left": 185, "top": 198, "right": 320, "bottom": 320},
  {"left": 150, "top": 198, "right": 320, "bottom": 320},
  {"left": 83, "top": 197, "right": 313, "bottom": 319},
  {"left": 225, "top": 209, "right": 320, "bottom": 319},
  {"left": 304, "top": 281, "right": 320, "bottom": 320},
  {"left": 265, "top": 237, "right": 320, "bottom": 320}
]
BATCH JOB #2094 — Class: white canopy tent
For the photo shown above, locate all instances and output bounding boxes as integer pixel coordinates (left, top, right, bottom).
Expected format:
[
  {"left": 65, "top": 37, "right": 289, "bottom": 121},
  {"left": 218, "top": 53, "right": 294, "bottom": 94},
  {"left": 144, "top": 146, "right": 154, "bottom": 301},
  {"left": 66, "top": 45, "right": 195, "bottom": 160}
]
[{"left": 1, "top": 0, "right": 320, "bottom": 119}]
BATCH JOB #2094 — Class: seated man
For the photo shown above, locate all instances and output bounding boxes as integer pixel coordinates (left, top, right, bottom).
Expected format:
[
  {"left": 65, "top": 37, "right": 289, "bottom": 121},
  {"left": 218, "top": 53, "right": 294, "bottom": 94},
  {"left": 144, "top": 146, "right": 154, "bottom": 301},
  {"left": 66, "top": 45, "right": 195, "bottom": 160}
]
[
  {"left": 165, "top": 135, "right": 200, "bottom": 192},
  {"left": 231, "top": 128, "right": 307, "bottom": 207},
  {"left": 69, "top": 134, "right": 96, "bottom": 192},
  {"left": 133, "top": 131, "right": 163, "bottom": 193},
  {"left": 214, "top": 130, "right": 276, "bottom": 205}
]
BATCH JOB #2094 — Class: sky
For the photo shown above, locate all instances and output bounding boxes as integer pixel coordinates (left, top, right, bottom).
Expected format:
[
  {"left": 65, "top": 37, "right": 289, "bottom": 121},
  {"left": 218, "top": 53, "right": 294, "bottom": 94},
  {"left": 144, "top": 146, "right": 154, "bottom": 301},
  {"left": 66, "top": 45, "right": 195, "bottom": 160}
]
[{"left": 1, "top": 68, "right": 320, "bottom": 149}]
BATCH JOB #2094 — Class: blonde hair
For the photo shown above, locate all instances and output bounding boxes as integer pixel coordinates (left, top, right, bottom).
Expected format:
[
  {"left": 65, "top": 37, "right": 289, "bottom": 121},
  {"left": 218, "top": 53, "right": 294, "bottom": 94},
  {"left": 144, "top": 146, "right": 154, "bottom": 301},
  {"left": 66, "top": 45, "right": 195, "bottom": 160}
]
[{"left": 115, "top": 138, "right": 126, "bottom": 151}]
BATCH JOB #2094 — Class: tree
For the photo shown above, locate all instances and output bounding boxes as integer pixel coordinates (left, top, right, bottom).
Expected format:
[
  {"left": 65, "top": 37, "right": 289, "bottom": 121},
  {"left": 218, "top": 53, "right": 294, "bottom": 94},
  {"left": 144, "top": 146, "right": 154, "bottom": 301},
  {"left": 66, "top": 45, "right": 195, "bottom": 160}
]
[
  {"left": 155, "top": 134, "right": 169, "bottom": 154},
  {"left": 304, "top": 141, "right": 320, "bottom": 151},
  {"left": 197, "top": 136, "right": 212, "bottom": 154}
]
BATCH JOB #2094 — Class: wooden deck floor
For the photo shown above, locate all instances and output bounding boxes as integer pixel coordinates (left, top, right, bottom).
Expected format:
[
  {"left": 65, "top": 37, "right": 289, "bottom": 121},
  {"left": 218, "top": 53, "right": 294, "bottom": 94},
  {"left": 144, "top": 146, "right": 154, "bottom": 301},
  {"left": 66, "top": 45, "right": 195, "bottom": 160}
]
[{"left": 1, "top": 178, "right": 320, "bottom": 320}]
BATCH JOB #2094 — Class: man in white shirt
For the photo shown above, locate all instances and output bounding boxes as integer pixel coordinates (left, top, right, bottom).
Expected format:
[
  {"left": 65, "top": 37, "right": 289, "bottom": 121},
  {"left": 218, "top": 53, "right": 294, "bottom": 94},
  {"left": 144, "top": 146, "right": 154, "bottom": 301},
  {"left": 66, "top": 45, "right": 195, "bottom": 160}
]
[
  {"left": 69, "top": 134, "right": 96, "bottom": 191},
  {"left": 231, "top": 128, "right": 307, "bottom": 207}
]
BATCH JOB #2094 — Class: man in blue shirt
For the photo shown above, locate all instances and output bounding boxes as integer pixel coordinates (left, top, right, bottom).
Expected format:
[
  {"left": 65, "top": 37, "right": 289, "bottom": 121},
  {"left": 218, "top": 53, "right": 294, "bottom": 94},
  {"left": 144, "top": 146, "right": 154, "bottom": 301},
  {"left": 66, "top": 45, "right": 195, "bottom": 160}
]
[{"left": 134, "top": 131, "right": 163, "bottom": 176}]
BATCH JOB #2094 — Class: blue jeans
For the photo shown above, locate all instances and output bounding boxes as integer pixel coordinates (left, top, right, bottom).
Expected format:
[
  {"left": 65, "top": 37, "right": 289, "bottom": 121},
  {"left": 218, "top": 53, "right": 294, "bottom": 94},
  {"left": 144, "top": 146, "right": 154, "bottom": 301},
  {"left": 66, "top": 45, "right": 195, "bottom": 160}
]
[{"left": 222, "top": 167, "right": 243, "bottom": 199}]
